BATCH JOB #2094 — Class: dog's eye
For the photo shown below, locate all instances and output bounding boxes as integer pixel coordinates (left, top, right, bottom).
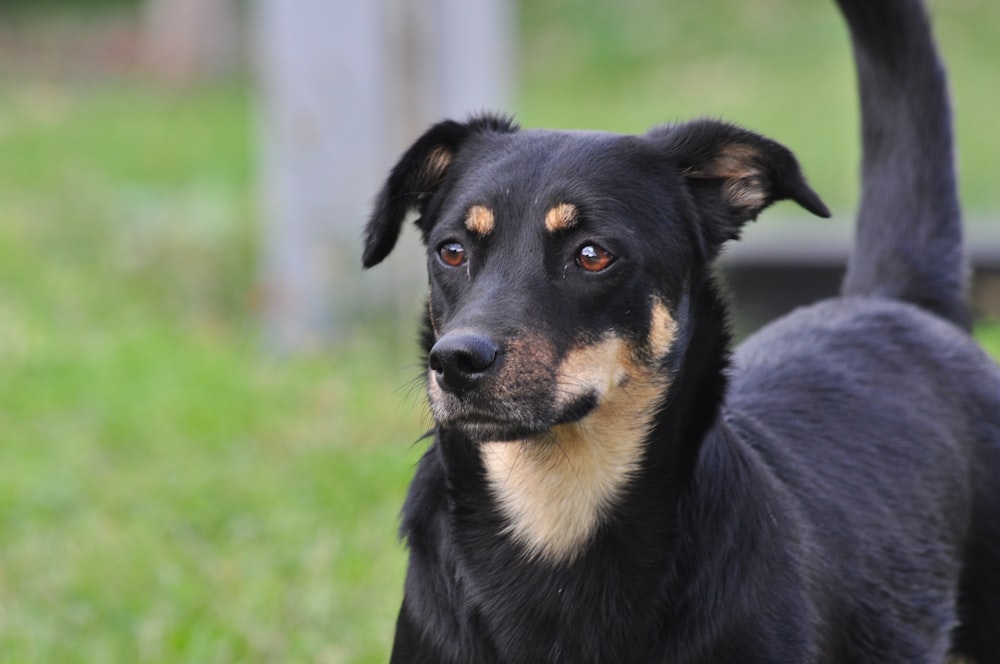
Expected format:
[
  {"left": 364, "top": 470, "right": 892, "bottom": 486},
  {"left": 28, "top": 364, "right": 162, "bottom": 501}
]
[
  {"left": 576, "top": 244, "right": 616, "bottom": 272},
  {"left": 438, "top": 242, "right": 467, "bottom": 267}
]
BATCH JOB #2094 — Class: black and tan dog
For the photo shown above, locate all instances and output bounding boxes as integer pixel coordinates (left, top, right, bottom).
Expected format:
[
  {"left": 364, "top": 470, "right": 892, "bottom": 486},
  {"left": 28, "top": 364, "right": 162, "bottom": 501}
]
[{"left": 363, "top": 0, "right": 1000, "bottom": 661}]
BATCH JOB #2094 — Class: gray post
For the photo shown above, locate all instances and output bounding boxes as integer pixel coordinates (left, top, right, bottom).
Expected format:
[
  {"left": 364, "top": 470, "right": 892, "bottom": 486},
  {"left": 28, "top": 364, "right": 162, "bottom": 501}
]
[
  {"left": 255, "top": 0, "right": 514, "bottom": 351},
  {"left": 141, "top": 0, "right": 240, "bottom": 86}
]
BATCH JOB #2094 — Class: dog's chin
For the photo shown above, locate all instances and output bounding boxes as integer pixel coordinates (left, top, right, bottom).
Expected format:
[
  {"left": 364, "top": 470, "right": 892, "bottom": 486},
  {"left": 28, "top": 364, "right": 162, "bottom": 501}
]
[
  {"left": 437, "top": 392, "right": 599, "bottom": 443},
  {"left": 452, "top": 420, "right": 543, "bottom": 443}
]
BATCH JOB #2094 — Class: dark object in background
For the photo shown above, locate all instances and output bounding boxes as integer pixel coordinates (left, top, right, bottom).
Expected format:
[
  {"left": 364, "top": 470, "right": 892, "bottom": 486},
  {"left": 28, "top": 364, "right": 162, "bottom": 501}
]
[{"left": 723, "top": 216, "right": 1000, "bottom": 335}]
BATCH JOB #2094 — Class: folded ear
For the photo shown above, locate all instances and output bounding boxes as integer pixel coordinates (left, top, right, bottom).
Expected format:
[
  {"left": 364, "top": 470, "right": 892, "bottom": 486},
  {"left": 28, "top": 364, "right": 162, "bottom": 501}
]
[
  {"left": 362, "top": 114, "right": 518, "bottom": 268},
  {"left": 651, "top": 120, "right": 830, "bottom": 254}
]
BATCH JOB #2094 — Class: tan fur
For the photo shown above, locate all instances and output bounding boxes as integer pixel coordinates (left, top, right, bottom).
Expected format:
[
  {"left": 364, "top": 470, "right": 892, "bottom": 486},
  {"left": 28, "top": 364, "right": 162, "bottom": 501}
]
[
  {"left": 722, "top": 176, "right": 767, "bottom": 211},
  {"left": 648, "top": 300, "right": 678, "bottom": 357},
  {"left": 465, "top": 205, "right": 496, "bottom": 236},
  {"left": 544, "top": 203, "right": 579, "bottom": 233},
  {"left": 423, "top": 146, "right": 453, "bottom": 183},
  {"left": 684, "top": 144, "right": 768, "bottom": 211},
  {"left": 481, "top": 301, "right": 678, "bottom": 563},
  {"left": 701, "top": 144, "right": 760, "bottom": 178}
]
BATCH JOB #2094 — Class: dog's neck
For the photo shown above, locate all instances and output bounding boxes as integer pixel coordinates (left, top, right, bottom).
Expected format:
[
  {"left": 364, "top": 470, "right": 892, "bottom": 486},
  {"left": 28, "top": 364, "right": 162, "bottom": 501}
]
[{"left": 479, "top": 380, "right": 663, "bottom": 564}]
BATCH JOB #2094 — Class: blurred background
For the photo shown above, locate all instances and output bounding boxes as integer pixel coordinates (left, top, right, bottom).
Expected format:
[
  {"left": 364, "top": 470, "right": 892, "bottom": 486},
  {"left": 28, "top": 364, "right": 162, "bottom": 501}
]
[{"left": 1, "top": 0, "right": 997, "bottom": 661}]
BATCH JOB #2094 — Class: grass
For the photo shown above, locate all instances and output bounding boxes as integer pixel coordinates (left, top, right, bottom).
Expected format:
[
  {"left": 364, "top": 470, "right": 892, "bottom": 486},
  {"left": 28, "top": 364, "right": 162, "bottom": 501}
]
[
  {"left": 0, "top": 2, "right": 998, "bottom": 662},
  {"left": 518, "top": 0, "right": 1000, "bottom": 214},
  {"left": 0, "top": 83, "right": 426, "bottom": 662}
]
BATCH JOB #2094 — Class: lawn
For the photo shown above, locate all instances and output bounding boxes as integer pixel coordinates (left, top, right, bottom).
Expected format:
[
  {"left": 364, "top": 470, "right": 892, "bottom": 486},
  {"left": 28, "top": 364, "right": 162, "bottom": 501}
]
[
  {"left": 0, "top": 83, "right": 427, "bottom": 662},
  {"left": 518, "top": 0, "right": 1000, "bottom": 213},
  {"left": 0, "top": 2, "right": 998, "bottom": 663}
]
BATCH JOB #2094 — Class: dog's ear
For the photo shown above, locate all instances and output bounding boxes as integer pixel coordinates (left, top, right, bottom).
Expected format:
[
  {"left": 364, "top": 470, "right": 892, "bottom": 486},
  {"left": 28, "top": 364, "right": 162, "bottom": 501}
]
[
  {"left": 363, "top": 114, "right": 518, "bottom": 268},
  {"left": 652, "top": 120, "right": 830, "bottom": 253}
]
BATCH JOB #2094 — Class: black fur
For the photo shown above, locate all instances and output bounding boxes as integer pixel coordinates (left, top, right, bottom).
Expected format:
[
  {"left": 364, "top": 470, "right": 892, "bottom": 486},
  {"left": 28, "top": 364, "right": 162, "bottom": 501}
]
[
  {"left": 837, "top": 0, "right": 969, "bottom": 329},
  {"left": 363, "top": 0, "right": 1000, "bottom": 662}
]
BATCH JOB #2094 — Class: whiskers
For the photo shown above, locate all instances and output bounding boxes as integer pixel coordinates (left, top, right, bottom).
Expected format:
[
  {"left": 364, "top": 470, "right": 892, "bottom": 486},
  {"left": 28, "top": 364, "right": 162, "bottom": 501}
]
[{"left": 392, "top": 361, "right": 435, "bottom": 433}]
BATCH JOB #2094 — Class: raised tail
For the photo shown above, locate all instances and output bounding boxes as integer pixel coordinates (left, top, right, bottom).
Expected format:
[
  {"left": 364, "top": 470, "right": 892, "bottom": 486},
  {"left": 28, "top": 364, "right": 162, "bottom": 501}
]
[{"left": 836, "top": 0, "right": 969, "bottom": 330}]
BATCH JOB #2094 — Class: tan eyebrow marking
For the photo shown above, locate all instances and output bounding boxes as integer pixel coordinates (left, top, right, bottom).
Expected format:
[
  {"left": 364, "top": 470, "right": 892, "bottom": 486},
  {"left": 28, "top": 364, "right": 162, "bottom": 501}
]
[
  {"left": 544, "top": 203, "right": 579, "bottom": 233},
  {"left": 465, "top": 205, "right": 495, "bottom": 236}
]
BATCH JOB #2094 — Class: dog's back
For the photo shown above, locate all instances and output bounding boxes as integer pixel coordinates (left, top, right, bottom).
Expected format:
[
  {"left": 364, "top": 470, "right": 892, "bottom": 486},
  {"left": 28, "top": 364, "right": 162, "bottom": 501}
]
[{"left": 730, "top": 0, "right": 1000, "bottom": 659}]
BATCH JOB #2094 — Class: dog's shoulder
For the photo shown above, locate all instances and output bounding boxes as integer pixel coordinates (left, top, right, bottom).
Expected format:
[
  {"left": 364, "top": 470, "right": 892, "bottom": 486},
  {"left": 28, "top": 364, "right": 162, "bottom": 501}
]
[{"left": 394, "top": 443, "right": 481, "bottom": 662}]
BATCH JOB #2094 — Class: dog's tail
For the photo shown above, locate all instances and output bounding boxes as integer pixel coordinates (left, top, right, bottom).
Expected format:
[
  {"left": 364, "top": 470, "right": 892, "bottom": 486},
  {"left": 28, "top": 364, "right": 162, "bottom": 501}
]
[{"left": 836, "top": 0, "right": 969, "bottom": 330}]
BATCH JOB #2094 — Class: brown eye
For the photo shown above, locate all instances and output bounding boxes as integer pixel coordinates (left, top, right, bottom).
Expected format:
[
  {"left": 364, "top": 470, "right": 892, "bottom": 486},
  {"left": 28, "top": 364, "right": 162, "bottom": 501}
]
[
  {"left": 438, "top": 242, "right": 467, "bottom": 267},
  {"left": 576, "top": 244, "right": 615, "bottom": 272}
]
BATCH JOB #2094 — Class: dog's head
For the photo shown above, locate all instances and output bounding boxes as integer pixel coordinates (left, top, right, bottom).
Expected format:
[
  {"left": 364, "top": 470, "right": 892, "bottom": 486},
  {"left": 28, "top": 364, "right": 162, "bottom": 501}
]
[
  {"left": 365, "top": 115, "right": 828, "bottom": 560},
  {"left": 364, "top": 115, "right": 828, "bottom": 445}
]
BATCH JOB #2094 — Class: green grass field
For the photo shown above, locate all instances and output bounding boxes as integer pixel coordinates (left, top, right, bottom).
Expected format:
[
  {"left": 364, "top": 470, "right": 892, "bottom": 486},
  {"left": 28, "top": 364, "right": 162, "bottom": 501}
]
[
  {"left": 0, "top": 83, "right": 427, "bottom": 662},
  {"left": 518, "top": 0, "right": 1000, "bottom": 213},
  {"left": 1, "top": 2, "right": 999, "bottom": 662}
]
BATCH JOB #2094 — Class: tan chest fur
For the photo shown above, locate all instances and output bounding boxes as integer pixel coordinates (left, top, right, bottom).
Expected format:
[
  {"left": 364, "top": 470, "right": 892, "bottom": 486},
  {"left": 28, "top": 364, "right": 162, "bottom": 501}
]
[{"left": 481, "top": 303, "right": 676, "bottom": 564}]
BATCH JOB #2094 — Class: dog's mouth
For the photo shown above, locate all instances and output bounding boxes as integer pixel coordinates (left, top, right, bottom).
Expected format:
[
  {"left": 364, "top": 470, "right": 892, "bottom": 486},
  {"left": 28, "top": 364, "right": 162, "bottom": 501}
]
[
  {"left": 436, "top": 392, "right": 599, "bottom": 442},
  {"left": 425, "top": 330, "right": 644, "bottom": 443}
]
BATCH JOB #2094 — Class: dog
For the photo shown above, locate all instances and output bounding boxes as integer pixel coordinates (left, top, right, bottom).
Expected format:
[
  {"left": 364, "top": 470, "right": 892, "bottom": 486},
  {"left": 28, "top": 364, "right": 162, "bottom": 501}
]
[{"left": 363, "top": 0, "right": 1000, "bottom": 661}]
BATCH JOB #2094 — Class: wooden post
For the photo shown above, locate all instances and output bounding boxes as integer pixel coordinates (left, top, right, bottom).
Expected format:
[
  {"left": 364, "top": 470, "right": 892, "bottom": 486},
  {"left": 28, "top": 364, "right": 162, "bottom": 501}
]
[
  {"left": 255, "top": 0, "right": 513, "bottom": 350},
  {"left": 141, "top": 0, "right": 240, "bottom": 86}
]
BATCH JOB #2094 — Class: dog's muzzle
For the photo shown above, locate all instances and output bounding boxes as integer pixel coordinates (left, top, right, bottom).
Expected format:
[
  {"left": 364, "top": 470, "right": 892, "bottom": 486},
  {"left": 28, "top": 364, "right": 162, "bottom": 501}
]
[
  {"left": 427, "top": 330, "right": 598, "bottom": 441},
  {"left": 429, "top": 332, "right": 500, "bottom": 396}
]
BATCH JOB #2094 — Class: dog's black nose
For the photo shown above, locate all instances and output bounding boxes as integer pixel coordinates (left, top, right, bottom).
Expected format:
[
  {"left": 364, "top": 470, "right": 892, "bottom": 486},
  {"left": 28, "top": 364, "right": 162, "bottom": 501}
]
[{"left": 429, "top": 333, "right": 499, "bottom": 394}]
